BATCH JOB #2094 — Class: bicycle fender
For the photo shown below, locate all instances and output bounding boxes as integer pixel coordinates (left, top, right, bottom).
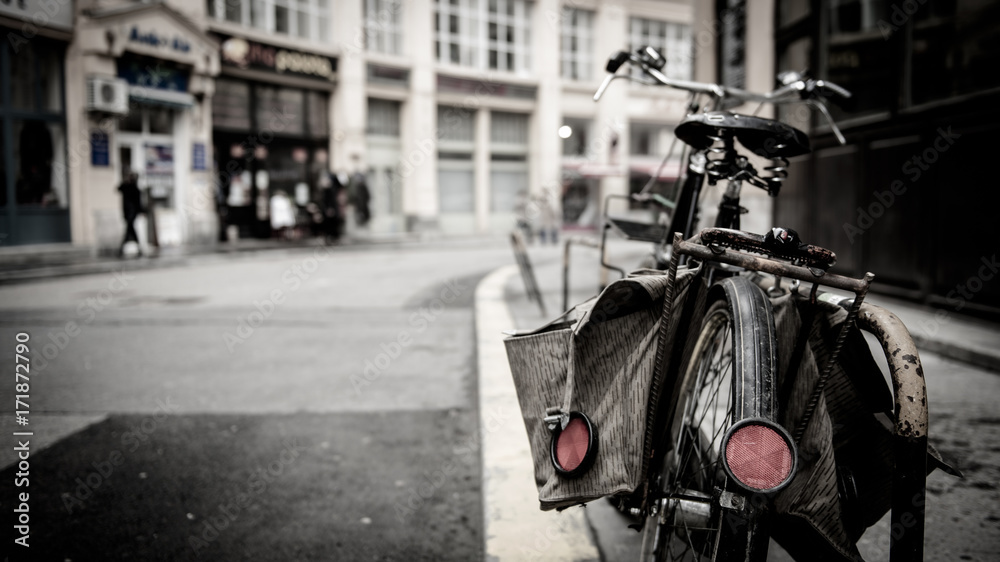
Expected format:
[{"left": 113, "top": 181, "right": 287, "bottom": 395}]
[{"left": 711, "top": 276, "right": 779, "bottom": 421}]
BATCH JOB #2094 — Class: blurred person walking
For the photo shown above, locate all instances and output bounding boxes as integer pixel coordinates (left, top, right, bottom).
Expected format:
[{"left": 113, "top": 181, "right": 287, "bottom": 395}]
[
  {"left": 352, "top": 170, "right": 371, "bottom": 228},
  {"left": 321, "top": 170, "right": 345, "bottom": 243},
  {"left": 118, "top": 171, "right": 143, "bottom": 258}
]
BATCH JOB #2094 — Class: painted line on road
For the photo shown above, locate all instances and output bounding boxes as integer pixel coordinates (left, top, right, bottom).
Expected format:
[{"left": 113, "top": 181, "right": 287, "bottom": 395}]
[{"left": 475, "top": 264, "right": 600, "bottom": 561}]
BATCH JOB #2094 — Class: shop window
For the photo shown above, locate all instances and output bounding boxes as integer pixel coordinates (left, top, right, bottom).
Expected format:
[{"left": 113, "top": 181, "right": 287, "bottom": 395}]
[
  {"left": 490, "top": 164, "right": 527, "bottom": 213},
  {"left": 307, "top": 91, "right": 330, "bottom": 137},
  {"left": 120, "top": 109, "right": 143, "bottom": 133},
  {"left": 255, "top": 85, "right": 304, "bottom": 137},
  {"left": 10, "top": 44, "right": 37, "bottom": 111},
  {"left": 779, "top": 0, "right": 811, "bottom": 27},
  {"left": 149, "top": 108, "right": 173, "bottom": 135},
  {"left": 909, "top": 1, "right": 1000, "bottom": 106},
  {"left": 438, "top": 165, "right": 474, "bottom": 212},
  {"left": 212, "top": 79, "right": 252, "bottom": 131},
  {"left": 13, "top": 120, "right": 68, "bottom": 208}
]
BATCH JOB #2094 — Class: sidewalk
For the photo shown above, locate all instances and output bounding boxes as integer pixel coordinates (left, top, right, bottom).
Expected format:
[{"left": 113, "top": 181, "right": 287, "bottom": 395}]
[
  {"left": 0, "top": 230, "right": 430, "bottom": 284},
  {"left": 478, "top": 241, "right": 1000, "bottom": 560},
  {"left": 501, "top": 242, "right": 1000, "bottom": 375}
]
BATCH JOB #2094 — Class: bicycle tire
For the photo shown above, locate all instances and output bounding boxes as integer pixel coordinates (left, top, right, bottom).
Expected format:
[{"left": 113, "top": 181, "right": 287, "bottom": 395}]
[{"left": 640, "top": 276, "right": 780, "bottom": 562}]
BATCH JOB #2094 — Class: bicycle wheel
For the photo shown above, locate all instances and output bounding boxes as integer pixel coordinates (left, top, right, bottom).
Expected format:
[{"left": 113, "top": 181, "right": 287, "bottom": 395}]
[{"left": 640, "top": 276, "right": 794, "bottom": 562}]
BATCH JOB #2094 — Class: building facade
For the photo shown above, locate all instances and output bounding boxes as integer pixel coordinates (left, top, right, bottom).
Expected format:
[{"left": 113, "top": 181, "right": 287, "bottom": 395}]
[{"left": 2, "top": 0, "right": 702, "bottom": 251}]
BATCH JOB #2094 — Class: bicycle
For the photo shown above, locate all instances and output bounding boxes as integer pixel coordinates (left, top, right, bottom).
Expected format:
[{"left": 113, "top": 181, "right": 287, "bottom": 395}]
[{"left": 505, "top": 46, "right": 955, "bottom": 562}]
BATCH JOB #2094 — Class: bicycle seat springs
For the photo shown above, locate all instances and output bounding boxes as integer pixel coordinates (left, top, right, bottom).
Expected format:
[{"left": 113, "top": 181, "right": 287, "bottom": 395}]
[{"left": 704, "top": 129, "right": 788, "bottom": 196}]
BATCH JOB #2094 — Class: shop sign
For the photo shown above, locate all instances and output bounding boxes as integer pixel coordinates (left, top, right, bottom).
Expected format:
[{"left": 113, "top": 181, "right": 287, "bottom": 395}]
[
  {"left": 117, "top": 58, "right": 190, "bottom": 92},
  {"left": 218, "top": 35, "right": 337, "bottom": 82},
  {"left": 145, "top": 144, "right": 174, "bottom": 174},
  {"left": 91, "top": 131, "right": 110, "bottom": 167},
  {"left": 0, "top": 0, "right": 73, "bottom": 32},
  {"left": 128, "top": 26, "right": 192, "bottom": 53},
  {"left": 192, "top": 143, "right": 206, "bottom": 171}
]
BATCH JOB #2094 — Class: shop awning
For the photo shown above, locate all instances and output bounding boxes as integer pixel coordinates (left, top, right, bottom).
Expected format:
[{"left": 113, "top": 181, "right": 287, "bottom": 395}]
[{"left": 128, "top": 85, "right": 194, "bottom": 108}]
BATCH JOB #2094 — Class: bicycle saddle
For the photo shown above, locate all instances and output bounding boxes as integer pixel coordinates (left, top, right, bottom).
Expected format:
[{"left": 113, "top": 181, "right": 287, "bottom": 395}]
[{"left": 676, "top": 112, "right": 811, "bottom": 158}]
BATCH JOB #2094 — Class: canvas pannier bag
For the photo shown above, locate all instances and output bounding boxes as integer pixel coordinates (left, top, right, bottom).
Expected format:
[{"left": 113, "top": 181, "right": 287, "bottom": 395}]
[{"left": 503, "top": 266, "right": 704, "bottom": 510}]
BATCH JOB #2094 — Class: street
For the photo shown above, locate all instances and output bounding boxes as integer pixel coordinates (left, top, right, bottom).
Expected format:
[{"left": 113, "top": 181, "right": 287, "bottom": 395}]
[
  {"left": 0, "top": 241, "right": 514, "bottom": 561},
  {"left": 0, "top": 239, "right": 998, "bottom": 561}
]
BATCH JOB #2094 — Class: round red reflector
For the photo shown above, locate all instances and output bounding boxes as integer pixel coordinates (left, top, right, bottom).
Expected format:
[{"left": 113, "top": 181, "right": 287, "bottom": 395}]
[
  {"left": 556, "top": 417, "right": 590, "bottom": 472},
  {"left": 724, "top": 424, "right": 793, "bottom": 491}
]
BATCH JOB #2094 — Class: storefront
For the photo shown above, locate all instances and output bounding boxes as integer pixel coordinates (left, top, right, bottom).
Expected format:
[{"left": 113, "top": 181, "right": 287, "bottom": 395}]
[
  {"left": 71, "top": 2, "right": 219, "bottom": 251},
  {"left": 0, "top": 0, "right": 74, "bottom": 246},
  {"left": 211, "top": 34, "right": 336, "bottom": 239}
]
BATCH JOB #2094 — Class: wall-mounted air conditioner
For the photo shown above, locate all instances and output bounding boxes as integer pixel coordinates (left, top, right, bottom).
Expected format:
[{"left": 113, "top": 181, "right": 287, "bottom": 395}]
[{"left": 86, "top": 77, "right": 129, "bottom": 115}]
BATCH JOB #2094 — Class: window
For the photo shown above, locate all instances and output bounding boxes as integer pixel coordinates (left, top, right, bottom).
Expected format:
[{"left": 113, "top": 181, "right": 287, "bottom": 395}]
[
  {"left": 560, "top": 7, "right": 593, "bottom": 81},
  {"left": 561, "top": 118, "right": 591, "bottom": 157},
  {"left": 490, "top": 111, "right": 528, "bottom": 212},
  {"left": 438, "top": 105, "right": 475, "bottom": 213},
  {"left": 629, "top": 122, "right": 674, "bottom": 156},
  {"left": 434, "top": 0, "right": 532, "bottom": 74},
  {"left": 367, "top": 98, "right": 401, "bottom": 137},
  {"left": 629, "top": 17, "right": 692, "bottom": 81},
  {"left": 254, "top": 85, "right": 305, "bottom": 136},
  {"left": 207, "top": 0, "right": 330, "bottom": 42},
  {"left": 365, "top": 0, "right": 403, "bottom": 55}
]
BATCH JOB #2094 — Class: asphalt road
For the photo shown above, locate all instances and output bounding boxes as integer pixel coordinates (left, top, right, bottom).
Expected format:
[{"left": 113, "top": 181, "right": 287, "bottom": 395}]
[{"left": 0, "top": 240, "right": 514, "bottom": 561}]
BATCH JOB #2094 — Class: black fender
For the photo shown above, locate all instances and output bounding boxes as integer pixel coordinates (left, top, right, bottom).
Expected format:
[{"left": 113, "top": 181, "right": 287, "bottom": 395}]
[{"left": 709, "top": 276, "right": 778, "bottom": 422}]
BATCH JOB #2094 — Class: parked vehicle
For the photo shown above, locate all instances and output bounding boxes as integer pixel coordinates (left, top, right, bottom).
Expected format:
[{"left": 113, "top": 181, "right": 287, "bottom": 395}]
[{"left": 504, "top": 46, "right": 958, "bottom": 562}]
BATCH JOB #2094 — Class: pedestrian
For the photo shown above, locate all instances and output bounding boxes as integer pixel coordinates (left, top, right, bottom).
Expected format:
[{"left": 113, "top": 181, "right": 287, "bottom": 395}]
[
  {"left": 118, "top": 171, "right": 142, "bottom": 257},
  {"left": 535, "top": 192, "right": 559, "bottom": 244},
  {"left": 514, "top": 189, "right": 534, "bottom": 244},
  {"left": 321, "top": 170, "right": 344, "bottom": 243},
  {"left": 269, "top": 190, "right": 296, "bottom": 239},
  {"left": 352, "top": 170, "right": 371, "bottom": 228}
]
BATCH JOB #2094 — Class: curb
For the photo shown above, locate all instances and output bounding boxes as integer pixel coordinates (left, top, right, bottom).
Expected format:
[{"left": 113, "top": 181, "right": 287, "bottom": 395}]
[
  {"left": 475, "top": 264, "right": 600, "bottom": 561},
  {"left": 909, "top": 334, "right": 1000, "bottom": 374}
]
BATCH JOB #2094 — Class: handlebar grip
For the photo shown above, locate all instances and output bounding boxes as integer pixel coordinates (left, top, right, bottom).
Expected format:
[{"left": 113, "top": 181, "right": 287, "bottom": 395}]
[
  {"left": 814, "top": 79, "right": 852, "bottom": 99},
  {"left": 606, "top": 51, "right": 629, "bottom": 73}
]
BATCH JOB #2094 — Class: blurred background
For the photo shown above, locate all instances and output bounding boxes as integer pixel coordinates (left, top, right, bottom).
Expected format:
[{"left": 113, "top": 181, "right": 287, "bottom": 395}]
[{"left": 1, "top": 0, "right": 997, "bottom": 312}]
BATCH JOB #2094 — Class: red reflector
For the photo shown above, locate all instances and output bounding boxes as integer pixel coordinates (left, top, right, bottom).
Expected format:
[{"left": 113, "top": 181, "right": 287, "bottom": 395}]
[
  {"left": 725, "top": 424, "right": 793, "bottom": 490},
  {"left": 555, "top": 418, "right": 591, "bottom": 472}
]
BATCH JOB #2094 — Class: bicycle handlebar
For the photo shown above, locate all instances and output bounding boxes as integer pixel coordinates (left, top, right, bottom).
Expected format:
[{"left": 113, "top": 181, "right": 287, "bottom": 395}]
[{"left": 594, "top": 48, "right": 852, "bottom": 143}]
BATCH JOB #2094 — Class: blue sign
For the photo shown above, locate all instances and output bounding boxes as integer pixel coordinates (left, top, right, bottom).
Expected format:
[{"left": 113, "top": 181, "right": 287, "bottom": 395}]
[
  {"left": 129, "top": 27, "right": 191, "bottom": 53},
  {"left": 193, "top": 143, "right": 207, "bottom": 171},
  {"left": 91, "top": 131, "right": 109, "bottom": 167}
]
